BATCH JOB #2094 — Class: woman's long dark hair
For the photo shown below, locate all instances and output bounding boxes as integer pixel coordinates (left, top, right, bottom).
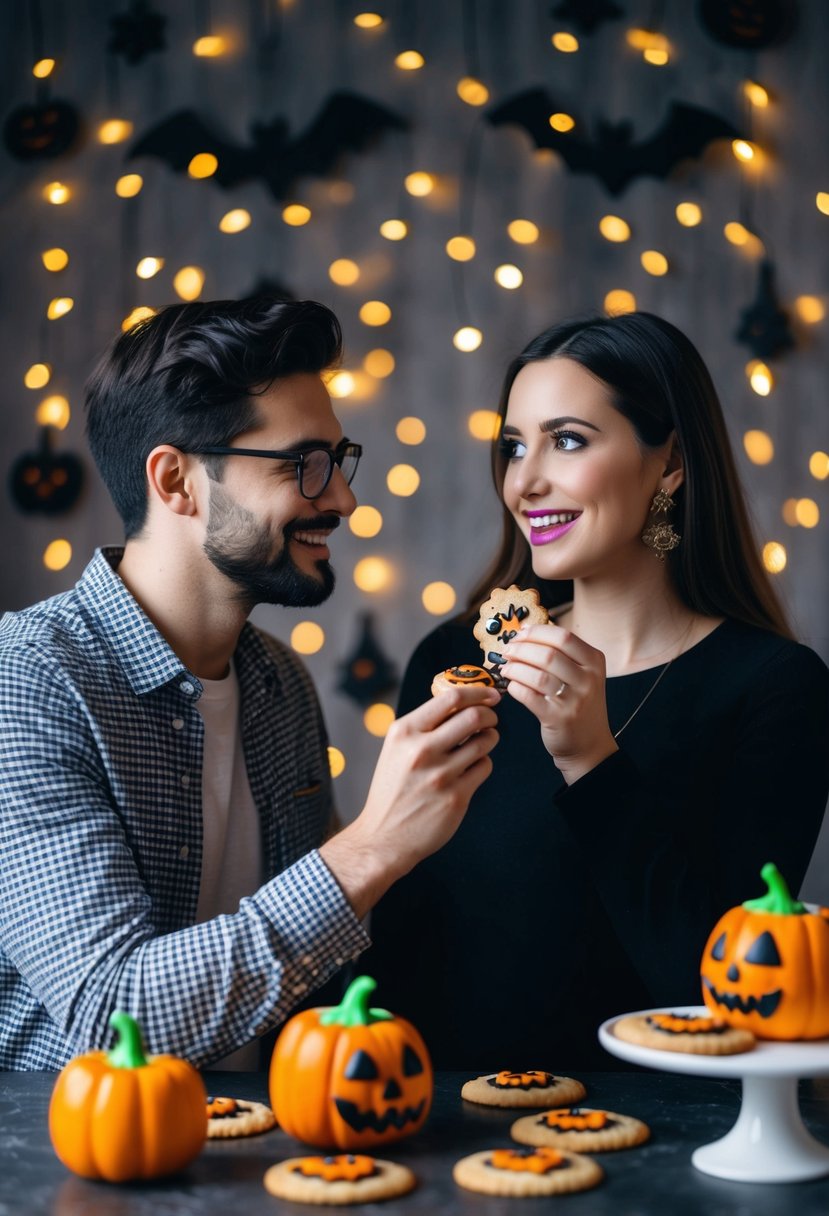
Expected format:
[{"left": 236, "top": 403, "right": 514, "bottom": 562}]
[{"left": 466, "top": 311, "right": 792, "bottom": 638}]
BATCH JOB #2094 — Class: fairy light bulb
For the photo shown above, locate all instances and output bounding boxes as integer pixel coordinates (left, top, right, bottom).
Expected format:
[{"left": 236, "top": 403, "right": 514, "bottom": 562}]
[
  {"left": 328, "top": 371, "right": 355, "bottom": 398},
  {"left": 44, "top": 182, "right": 70, "bottom": 204},
  {"left": 641, "top": 250, "right": 669, "bottom": 276},
  {"left": 354, "top": 12, "right": 384, "bottom": 28},
  {"left": 422, "top": 582, "right": 456, "bottom": 615},
  {"left": 387, "top": 464, "right": 420, "bottom": 496},
  {"left": 136, "top": 257, "right": 164, "bottom": 279},
  {"left": 328, "top": 259, "right": 360, "bottom": 285},
  {"left": 453, "top": 326, "right": 482, "bottom": 352},
  {"left": 808, "top": 451, "right": 829, "bottom": 480},
  {"left": 43, "top": 539, "right": 72, "bottom": 571},
  {"left": 762, "top": 542, "right": 787, "bottom": 574},
  {"left": 446, "top": 235, "right": 476, "bottom": 261},
  {"left": 290, "top": 622, "right": 325, "bottom": 654},
  {"left": 795, "top": 499, "right": 820, "bottom": 528},
  {"left": 122, "top": 306, "right": 156, "bottom": 331},
  {"left": 747, "top": 360, "right": 773, "bottom": 396},
  {"left": 743, "top": 80, "right": 770, "bottom": 107},
  {"left": 380, "top": 219, "right": 407, "bottom": 240},
  {"left": 599, "top": 215, "right": 631, "bottom": 242},
  {"left": 25, "top": 363, "right": 51, "bottom": 389},
  {"left": 42, "top": 247, "right": 69, "bottom": 271},
  {"left": 507, "top": 219, "right": 539, "bottom": 244},
  {"left": 219, "top": 209, "right": 251, "bottom": 233},
  {"left": 404, "top": 172, "right": 434, "bottom": 197},
  {"left": 282, "top": 203, "right": 311, "bottom": 225},
  {"left": 732, "top": 139, "right": 757, "bottom": 163},
  {"left": 794, "top": 296, "right": 825, "bottom": 324},
  {"left": 604, "top": 289, "right": 636, "bottom": 315},
  {"left": 349, "top": 506, "right": 383, "bottom": 538},
  {"left": 328, "top": 747, "right": 346, "bottom": 777},
  {"left": 495, "top": 264, "right": 523, "bottom": 289},
  {"left": 676, "top": 202, "right": 702, "bottom": 227},
  {"left": 115, "top": 174, "right": 143, "bottom": 198},
  {"left": 33, "top": 58, "right": 55, "bottom": 78},
  {"left": 816, "top": 193, "right": 829, "bottom": 216},
  {"left": 35, "top": 394, "right": 71, "bottom": 429},
  {"left": 193, "top": 35, "right": 228, "bottom": 56},
  {"left": 549, "top": 112, "right": 575, "bottom": 132},
  {"left": 173, "top": 266, "right": 205, "bottom": 301},
  {"left": 743, "top": 430, "right": 774, "bottom": 465},
  {"left": 98, "top": 119, "right": 133, "bottom": 144},
  {"left": 359, "top": 301, "right": 391, "bottom": 326},
  {"left": 468, "top": 410, "right": 500, "bottom": 441},
  {"left": 395, "top": 50, "right": 424, "bottom": 70},
  {"left": 551, "top": 31, "right": 579, "bottom": 52},
  {"left": 363, "top": 349, "right": 395, "bottom": 377},
  {"left": 364, "top": 703, "right": 395, "bottom": 737},
  {"left": 395, "top": 417, "right": 426, "bottom": 444},
  {"left": 188, "top": 152, "right": 218, "bottom": 178},
  {"left": 457, "top": 77, "right": 489, "bottom": 105},
  {"left": 47, "top": 297, "right": 73, "bottom": 320},
  {"left": 353, "top": 556, "right": 394, "bottom": 592}
]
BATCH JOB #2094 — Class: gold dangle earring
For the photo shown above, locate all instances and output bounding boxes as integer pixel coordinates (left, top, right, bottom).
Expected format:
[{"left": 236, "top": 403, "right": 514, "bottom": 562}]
[{"left": 642, "top": 488, "right": 681, "bottom": 560}]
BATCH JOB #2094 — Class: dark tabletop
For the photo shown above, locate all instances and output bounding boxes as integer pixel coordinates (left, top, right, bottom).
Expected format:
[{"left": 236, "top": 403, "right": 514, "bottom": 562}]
[{"left": 2, "top": 1069, "right": 829, "bottom": 1214}]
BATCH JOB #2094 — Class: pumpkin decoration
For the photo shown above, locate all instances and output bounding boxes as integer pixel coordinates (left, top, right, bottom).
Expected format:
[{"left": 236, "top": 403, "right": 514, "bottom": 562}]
[
  {"left": 9, "top": 428, "right": 84, "bottom": 515},
  {"left": 48, "top": 1010, "right": 207, "bottom": 1181},
  {"left": 3, "top": 99, "right": 81, "bottom": 160},
  {"left": 701, "top": 862, "right": 829, "bottom": 1040},
  {"left": 269, "top": 975, "right": 433, "bottom": 1150}
]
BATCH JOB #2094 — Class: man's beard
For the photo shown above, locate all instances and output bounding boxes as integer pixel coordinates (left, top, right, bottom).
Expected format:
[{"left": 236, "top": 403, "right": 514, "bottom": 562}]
[{"left": 203, "top": 484, "right": 336, "bottom": 610}]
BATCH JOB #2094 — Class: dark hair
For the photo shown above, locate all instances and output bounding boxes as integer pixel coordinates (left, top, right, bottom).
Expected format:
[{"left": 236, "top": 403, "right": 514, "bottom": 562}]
[
  {"left": 467, "top": 311, "right": 792, "bottom": 638},
  {"left": 85, "top": 296, "right": 343, "bottom": 537}
]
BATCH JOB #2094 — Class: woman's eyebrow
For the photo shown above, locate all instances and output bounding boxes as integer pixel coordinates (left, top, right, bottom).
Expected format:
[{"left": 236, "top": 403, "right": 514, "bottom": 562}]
[{"left": 539, "top": 415, "right": 601, "bottom": 433}]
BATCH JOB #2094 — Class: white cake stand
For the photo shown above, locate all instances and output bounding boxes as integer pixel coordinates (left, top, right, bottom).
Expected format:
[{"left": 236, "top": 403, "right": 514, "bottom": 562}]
[{"left": 599, "top": 1005, "right": 829, "bottom": 1183}]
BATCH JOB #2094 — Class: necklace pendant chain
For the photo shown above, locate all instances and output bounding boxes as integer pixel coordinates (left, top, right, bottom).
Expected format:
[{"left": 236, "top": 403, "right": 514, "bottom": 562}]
[{"left": 612, "top": 659, "right": 673, "bottom": 740}]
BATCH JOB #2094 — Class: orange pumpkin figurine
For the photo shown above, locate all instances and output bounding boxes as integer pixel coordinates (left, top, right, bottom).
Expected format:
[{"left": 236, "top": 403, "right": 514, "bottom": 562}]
[
  {"left": 48, "top": 1010, "right": 207, "bottom": 1181},
  {"left": 701, "top": 862, "right": 829, "bottom": 1040},
  {"left": 269, "top": 974, "right": 433, "bottom": 1150}
]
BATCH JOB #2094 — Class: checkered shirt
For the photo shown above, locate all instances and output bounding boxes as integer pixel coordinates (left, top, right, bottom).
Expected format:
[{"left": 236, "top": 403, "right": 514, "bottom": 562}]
[{"left": 0, "top": 548, "right": 369, "bottom": 1070}]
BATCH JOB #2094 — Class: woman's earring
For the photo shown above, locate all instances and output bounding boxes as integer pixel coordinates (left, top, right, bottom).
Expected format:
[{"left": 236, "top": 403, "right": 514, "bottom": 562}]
[{"left": 642, "top": 488, "right": 681, "bottom": 560}]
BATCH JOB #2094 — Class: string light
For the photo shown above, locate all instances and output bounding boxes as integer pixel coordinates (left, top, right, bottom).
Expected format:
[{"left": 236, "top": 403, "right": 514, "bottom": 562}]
[
  {"left": 136, "top": 257, "right": 164, "bottom": 279},
  {"left": 468, "top": 410, "right": 500, "bottom": 441},
  {"left": 35, "top": 395, "right": 70, "bottom": 429},
  {"left": 24, "top": 363, "right": 51, "bottom": 389},
  {"left": 548, "top": 112, "right": 575, "bottom": 132},
  {"left": 494, "top": 264, "right": 523, "bottom": 289},
  {"left": 396, "top": 417, "right": 426, "bottom": 444},
  {"left": 507, "top": 219, "right": 539, "bottom": 244},
  {"left": 353, "top": 556, "right": 394, "bottom": 592},
  {"left": 604, "top": 289, "right": 636, "bottom": 314},
  {"left": 599, "top": 215, "right": 631, "bottom": 242},
  {"left": 422, "top": 582, "right": 457, "bottom": 615},
  {"left": 387, "top": 464, "right": 420, "bottom": 495},
  {"left": 173, "top": 267, "right": 205, "bottom": 301},
  {"left": 115, "top": 174, "right": 143, "bottom": 198},
  {"left": 193, "top": 35, "right": 228, "bottom": 56},
  {"left": 743, "top": 430, "right": 774, "bottom": 464},
  {"left": 404, "top": 172, "right": 434, "bottom": 197},
  {"left": 122, "top": 306, "right": 156, "bottom": 331},
  {"left": 328, "top": 371, "right": 355, "bottom": 397},
  {"left": 380, "top": 219, "right": 408, "bottom": 240},
  {"left": 676, "top": 202, "right": 702, "bottom": 227},
  {"left": 641, "top": 250, "right": 669, "bottom": 276},
  {"left": 395, "top": 50, "right": 424, "bottom": 70},
  {"left": 732, "top": 139, "right": 758, "bottom": 163},
  {"left": 795, "top": 499, "right": 820, "bottom": 528},
  {"left": 782, "top": 498, "right": 799, "bottom": 526},
  {"left": 42, "top": 247, "right": 69, "bottom": 271},
  {"left": 44, "top": 182, "right": 70, "bottom": 204},
  {"left": 290, "top": 622, "right": 325, "bottom": 654},
  {"left": 794, "top": 296, "right": 825, "bottom": 323},
  {"left": 349, "top": 506, "right": 383, "bottom": 538},
  {"left": 188, "top": 153, "right": 218, "bottom": 178},
  {"left": 359, "top": 301, "right": 391, "bottom": 326},
  {"left": 809, "top": 451, "right": 829, "bottom": 480},
  {"left": 626, "top": 28, "right": 670, "bottom": 62},
  {"left": 32, "top": 58, "right": 55, "bottom": 78},
  {"left": 743, "top": 81, "right": 770, "bottom": 107},
  {"left": 219, "top": 208, "right": 251, "bottom": 233},
  {"left": 43, "top": 539, "right": 72, "bottom": 571},
  {"left": 328, "top": 258, "right": 360, "bottom": 285},
  {"left": 457, "top": 77, "right": 489, "bottom": 105},
  {"left": 363, "top": 349, "right": 395, "bottom": 377},
  {"left": 282, "top": 203, "right": 311, "bottom": 225},
  {"left": 328, "top": 746, "right": 346, "bottom": 778},
  {"left": 816, "top": 193, "right": 829, "bottom": 216},
  {"left": 453, "top": 326, "right": 482, "bottom": 352},
  {"left": 98, "top": 119, "right": 133, "bottom": 144},
  {"left": 47, "top": 297, "right": 73, "bottom": 320},
  {"left": 551, "top": 32, "right": 579, "bottom": 52},
  {"left": 746, "top": 360, "right": 773, "bottom": 396},
  {"left": 762, "top": 542, "right": 787, "bottom": 574},
  {"left": 446, "top": 235, "right": 476, "bottom": 261},
  {"left": 364, "top": 703, "right": 395, "bottom": 737},
  {"left": 723, "top": 222, "right": 764, "bottom": 255},
  {"left": 354, "top": 12, "right": 384, "bottom": 28}
]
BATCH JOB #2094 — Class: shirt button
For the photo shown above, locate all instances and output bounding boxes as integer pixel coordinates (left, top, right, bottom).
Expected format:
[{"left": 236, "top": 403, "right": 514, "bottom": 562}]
[
  {"left": 172, "top": 718, "right": 184, "bottom": 731},
  {"left": 179, "top": 845, "right": 190, "bottom": 860},
  {"left": 179, "top": 681, "right": 195, "bottom": 696},
  {"left": 180, "top": 774, "right": 191, "bottom": 788}
]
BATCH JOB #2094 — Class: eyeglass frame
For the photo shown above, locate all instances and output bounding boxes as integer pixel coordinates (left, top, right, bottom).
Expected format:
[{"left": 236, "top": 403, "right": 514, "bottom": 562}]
[{"left": 187, "top": 438, "right": 362, "bottom": 500}]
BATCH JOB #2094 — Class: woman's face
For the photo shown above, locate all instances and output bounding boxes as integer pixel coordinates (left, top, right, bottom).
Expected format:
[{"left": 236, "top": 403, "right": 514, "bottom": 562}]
[{"left": 500, "top": 357, "right": 679, "bottom": 581}]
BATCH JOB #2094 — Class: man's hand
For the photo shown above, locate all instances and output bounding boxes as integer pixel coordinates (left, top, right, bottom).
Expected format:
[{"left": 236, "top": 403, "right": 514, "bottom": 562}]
[{"left": 320, "top": 685, "right": 500, "bottom": 917}]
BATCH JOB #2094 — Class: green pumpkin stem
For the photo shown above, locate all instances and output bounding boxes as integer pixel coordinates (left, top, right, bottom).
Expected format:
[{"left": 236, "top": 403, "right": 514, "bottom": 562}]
[
  {"left": 318, "top": 976, "right": 393, "bottom": 1027},
  {"left": 743, "top": 862, "right": 806, "bottom": 916},
  {"left": 107, "top": 1011, "right": 150, "bottom": 1069}
]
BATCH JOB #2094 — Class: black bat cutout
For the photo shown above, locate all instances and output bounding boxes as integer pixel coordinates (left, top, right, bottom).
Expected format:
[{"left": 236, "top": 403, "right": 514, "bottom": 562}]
[
  {"left": 128, "top": 91, "right": 407, "bottom": 200},
  {"left": 487, "top": 87, "right": 741, "bottom": 195}
]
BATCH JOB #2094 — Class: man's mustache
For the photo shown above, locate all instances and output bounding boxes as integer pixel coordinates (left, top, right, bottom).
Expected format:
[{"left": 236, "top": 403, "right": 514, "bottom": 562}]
[{"left": 284, "top": 515, "right": 341, "bottom": 538}]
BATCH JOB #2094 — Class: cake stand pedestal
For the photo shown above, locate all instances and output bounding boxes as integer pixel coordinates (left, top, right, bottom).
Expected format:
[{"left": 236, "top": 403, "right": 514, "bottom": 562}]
[{"left": 599, "top": 1005, "right": 829, "bottom": 1183}]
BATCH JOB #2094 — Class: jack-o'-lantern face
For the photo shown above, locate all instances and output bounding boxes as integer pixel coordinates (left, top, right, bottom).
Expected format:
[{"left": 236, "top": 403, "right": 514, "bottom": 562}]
[
  {"left": 541, "top": 1108, "right": 609, "bottom": 1131},
  {"left": 294, "top": 1155, "right": 377, "bottom": 1182},
  {"left": 3, "top": 100, "right": 81, "bottom": 160},
  {"left": 489, "top": 1147, "right": 564, "bottom": 1174},
  {"left": 443, "top": 665, "right": 495, "bottom": 687},
  {"left": 333, "top": 1038, "right": 430, "bottom": 1139},
  {"left": 491, "top": 1070, "right": 555, "bottom": 1090},
  {"left": 702, "top": 923, "right": 785, "bottom": 1022}
]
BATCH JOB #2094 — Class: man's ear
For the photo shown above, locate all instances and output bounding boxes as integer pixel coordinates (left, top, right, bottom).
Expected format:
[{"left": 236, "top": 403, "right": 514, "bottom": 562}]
[
  {"left": 659, "top": 431, "right": 684, "bottom": 497},
  {"left": 145, "top": 446, "right": 202, "bottom": 518}
]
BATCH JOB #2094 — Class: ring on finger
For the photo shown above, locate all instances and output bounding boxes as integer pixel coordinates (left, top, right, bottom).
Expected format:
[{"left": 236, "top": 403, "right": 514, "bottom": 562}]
[{"left": 544, "top": 680, "right": 568, "bottom": 702}]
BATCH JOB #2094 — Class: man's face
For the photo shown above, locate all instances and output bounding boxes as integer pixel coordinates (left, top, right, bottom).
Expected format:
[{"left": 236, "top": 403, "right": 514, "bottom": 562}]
[{"left": 201, "top": 373, "right": 357, "bottom": 610}]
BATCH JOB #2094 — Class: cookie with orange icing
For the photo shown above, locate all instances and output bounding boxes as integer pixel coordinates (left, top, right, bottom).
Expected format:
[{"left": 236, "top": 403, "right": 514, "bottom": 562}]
[
  {"left": 473, "top": 584, "right": 549, "bottom": 678},
  {"left": 613, "top": 1011, "right": 756, "bottom": 1055},
  {"left": 206, "top": 1095, "right": 276, "bottom": 1138},
  {"left": 511, "top": 1106, "right": 650, "bottom": 1152},
  {"left": 431, "top": 664, "right": 497, "bottom": 696},
  {"left": 263, "top": 1154, "right": 415, "bottom": 1205},
  {"left": 461, "top": 1070, "right": 586, "bottom": 1108},
  {"left": 453, "top": 1146, "right": 603, "bottom": 1196}
]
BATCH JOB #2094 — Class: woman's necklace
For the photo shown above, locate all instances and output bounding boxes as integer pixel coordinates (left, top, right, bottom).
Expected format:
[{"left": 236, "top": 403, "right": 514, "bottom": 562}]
[{"left": 612, "top": 660, "right": 673, "bottom": 740}]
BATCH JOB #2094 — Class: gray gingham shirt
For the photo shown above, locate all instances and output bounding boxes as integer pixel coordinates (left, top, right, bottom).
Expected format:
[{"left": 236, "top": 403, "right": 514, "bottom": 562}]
[{"left": 0, "top": 548, "right": 369, "bottom": 1070}]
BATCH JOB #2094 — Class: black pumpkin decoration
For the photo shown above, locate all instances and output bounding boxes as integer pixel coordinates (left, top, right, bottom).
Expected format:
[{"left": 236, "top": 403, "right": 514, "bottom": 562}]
[
  {"left": 9, "top": 428, "right": 84, "bottom": 516},
  {"left": 3, "top": 99, "right": 82, "bottom": 161},
  {"left": 338, "top": 613, "right": 397, "bottom": 705},
  {"left": 108, "top": 0, "right": 167, "bottom": 65},
  {"left": 697, "top": 0, "right": 798, "bottom": 49},
  {"left": 735, "top": 260, "right": 795, "bottom": 360}
]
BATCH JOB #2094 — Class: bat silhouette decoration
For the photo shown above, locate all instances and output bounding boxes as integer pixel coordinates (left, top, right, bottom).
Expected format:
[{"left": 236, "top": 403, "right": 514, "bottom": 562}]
[
  {"left": 128, "top": 91, "right": 407, "bottom": 200},
  {"left": 487, "top": 87, "right": 742, "bottom": 195}
]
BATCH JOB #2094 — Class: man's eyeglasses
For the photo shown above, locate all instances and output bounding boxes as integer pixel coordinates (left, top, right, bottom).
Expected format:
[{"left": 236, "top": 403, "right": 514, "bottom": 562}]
[{"left": 191, "top": 439, "right": 362, "bottom": 500}]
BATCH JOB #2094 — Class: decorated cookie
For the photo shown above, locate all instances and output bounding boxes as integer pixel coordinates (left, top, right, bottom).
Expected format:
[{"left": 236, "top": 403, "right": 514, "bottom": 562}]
[
  {"left": 263, "top": 1153, "right": 416, "bottom": 1205},
  {"left": 461, "top": 1070, "right": 586, "bottom": 1108},
  {"left": 511, "top": 1106, "right": 650, "bottom": 1152},
  {"left": 453, "top": 1146, "right": 603, "bottom": 1197},
  {"left": 473, "top": 585, "right": 549, "bottom": 676},
  {"left": 613, "top": 1011, "right": 756, "bottom": 1055},
  {"left": 206, "top": 1095, "right": 276, "bottom": 1139},
  {"left": 431, "top": 663, "right": 497, "bottom": 696}
]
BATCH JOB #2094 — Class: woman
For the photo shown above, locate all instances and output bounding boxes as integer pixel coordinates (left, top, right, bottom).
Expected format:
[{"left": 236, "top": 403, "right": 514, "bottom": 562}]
[{"left": 367, "top": 311, "right": 829, "bottom": 1070}]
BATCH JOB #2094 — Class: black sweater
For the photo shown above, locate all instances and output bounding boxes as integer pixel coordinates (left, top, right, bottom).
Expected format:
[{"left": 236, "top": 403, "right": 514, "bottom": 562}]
[{"left": 365, "top": 618, "right": 829, "bottom": 1070}]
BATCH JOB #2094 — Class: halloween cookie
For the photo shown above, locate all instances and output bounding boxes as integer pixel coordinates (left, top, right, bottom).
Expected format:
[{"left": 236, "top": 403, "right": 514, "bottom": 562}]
[
  {"left": 263, "top": 1154, "right": 415, "bottom": 1205},
  {"left": 431, "top": 664, "right": 496, "bottom": 696},
  {"left": 206, "top": 1095, "right": 276, "bottom": 1139},
  {"left": 511, "top": 1106, "right": 650, "bottom": 1152},
  {"left": 461, "top": 1070, "right": 586, "bottom": 1108},
  {"left": 453, "top": 1146, "right": 603, "bottom": 1197},
  {"left": 613, "top": 1011, "right": 756, "bottom": 1055},
  {"left": 473, "top": 585, "right": 549, "bottom": 678}
]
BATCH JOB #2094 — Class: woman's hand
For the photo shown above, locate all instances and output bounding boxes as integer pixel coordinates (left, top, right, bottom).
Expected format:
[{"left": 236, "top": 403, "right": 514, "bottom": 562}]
[{"left": 500, "top": 624, "right": 618, "bottom": 784}]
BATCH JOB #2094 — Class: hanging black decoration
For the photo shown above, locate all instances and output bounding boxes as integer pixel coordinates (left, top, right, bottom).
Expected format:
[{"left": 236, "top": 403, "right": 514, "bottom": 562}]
[
  {"left": 551, "top": 0, "right": 624, "bottom": 36},
  {"left": 128, "top": 93, "right": 407, "bottom": 200},
  {"left": 8, "top": 428, "right": 84, "bottom": 515},
  {"left": 735, "top": 260, "right": 795, "bottom": 359},
  {"left": 487, "top": 89, "right": 741, "bottom": 196},
  {"left": 108, "top": 0, "right": 167, "bottom": 64},
  {"left": 3, "top": 98, "right": 81, "bottom": 160},
  {"left": 337, "top": 614, "right": 398, "bottom": 706},
  {"left": 697, "top": 0, "right": 797, "bottom": 49}
]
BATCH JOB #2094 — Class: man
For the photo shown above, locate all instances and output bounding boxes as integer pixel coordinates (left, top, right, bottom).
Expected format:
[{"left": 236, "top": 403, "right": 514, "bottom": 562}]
[{"left": 0, "top": 296, "right": 499, "bottom": 1069}]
